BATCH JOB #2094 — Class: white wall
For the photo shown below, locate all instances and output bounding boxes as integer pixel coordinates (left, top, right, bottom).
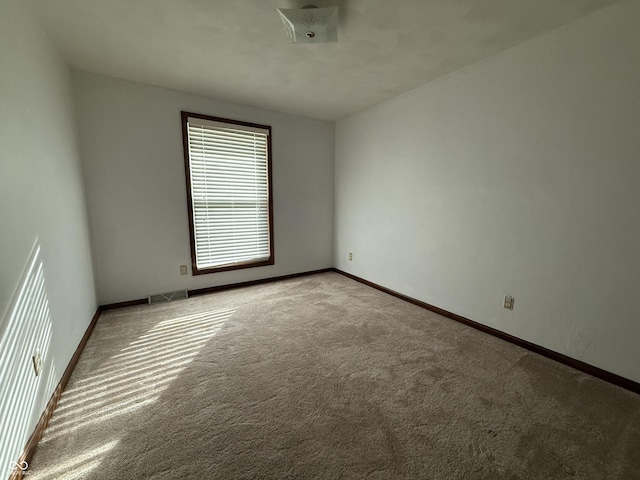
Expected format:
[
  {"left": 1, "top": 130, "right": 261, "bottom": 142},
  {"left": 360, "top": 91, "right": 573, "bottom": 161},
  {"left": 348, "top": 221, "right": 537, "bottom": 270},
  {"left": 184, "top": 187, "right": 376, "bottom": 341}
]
[
  {"left": 0, "top": 0, "right": 97, "bottom": 463},
  {"left": 335, "top": 0, "right": 640, "bottom": 383},
  {"left": 73, "top": 72, "right": 334, "bottom": 305}
]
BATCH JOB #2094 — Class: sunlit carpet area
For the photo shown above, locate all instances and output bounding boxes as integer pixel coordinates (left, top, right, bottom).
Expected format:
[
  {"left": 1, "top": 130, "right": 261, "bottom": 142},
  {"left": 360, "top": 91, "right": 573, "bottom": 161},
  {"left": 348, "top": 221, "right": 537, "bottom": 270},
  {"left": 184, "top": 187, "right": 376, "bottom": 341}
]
[{"left": 28, "top": 273, "right": 640, "bottom": 479}]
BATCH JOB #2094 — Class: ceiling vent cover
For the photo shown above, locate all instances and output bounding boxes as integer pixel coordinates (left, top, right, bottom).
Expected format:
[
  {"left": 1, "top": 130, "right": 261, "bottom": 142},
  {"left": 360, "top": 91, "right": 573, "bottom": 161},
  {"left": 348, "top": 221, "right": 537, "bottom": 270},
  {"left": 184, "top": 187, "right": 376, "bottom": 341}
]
[{"left": 277, "top": 5, "right": 338, "bottom": 44}]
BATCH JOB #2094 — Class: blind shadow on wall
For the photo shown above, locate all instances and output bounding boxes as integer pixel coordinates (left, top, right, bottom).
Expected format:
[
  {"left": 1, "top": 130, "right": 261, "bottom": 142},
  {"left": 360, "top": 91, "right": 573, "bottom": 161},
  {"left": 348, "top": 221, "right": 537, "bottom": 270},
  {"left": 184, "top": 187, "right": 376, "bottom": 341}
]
[{"left": 0, "top": 241, "right": 55, "bottom": 477}]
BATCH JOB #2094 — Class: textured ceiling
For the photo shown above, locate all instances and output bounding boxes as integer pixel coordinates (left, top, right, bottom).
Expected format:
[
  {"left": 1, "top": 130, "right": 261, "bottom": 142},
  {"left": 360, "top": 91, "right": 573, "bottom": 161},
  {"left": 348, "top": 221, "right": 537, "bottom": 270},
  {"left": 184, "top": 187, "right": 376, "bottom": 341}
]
[{"left": 28, "top": 0, "right": 619, "bottom": 121}]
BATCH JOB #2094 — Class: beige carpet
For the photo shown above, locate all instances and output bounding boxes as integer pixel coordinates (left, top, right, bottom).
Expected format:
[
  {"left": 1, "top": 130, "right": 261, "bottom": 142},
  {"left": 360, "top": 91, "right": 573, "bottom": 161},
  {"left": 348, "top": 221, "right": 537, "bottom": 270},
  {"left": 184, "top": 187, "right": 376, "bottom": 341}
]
[{"left": 28, "top": 272, "right": 640, "bottom": 479}]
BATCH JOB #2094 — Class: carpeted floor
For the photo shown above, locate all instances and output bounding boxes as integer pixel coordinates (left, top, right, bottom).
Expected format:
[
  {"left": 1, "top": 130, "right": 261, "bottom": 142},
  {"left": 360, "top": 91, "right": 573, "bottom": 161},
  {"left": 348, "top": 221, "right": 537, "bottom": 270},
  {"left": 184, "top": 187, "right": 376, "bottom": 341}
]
[{"left": 28, "top": 272, "right": 640, "bottom": 479}]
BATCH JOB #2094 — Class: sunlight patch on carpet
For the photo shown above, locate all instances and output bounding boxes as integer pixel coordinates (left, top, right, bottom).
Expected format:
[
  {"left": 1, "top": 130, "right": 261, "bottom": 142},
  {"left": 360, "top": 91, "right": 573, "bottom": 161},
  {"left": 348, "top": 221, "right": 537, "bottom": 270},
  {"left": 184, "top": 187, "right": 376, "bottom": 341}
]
[
  {"left": 31, "top": 439, "right": 119, "bottom": 480},
  {"left": 31, "top": 308, "right": 234, "bottom": 477}
]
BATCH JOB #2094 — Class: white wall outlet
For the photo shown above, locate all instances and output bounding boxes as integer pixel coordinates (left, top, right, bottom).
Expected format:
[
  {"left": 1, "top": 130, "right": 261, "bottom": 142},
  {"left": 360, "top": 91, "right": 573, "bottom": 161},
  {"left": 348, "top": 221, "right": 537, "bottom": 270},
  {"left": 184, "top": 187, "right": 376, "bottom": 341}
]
[
  {"left": 32, "top": 351, "right": 42, "bottom": 377},
  {"left": 504, "top": 295, "right": 515, "bottom": 310},
  {"left": 348, "top": 252, "right": 353, "bottom": 261},
  {"left": 180, "top": 265, "right": 188, "bottom": 275}
]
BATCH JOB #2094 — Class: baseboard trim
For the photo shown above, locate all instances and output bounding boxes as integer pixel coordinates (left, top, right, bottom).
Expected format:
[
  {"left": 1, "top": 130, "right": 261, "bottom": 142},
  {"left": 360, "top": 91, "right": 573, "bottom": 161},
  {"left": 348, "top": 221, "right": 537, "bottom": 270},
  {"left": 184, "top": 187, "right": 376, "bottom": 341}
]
[
  {"left": 100, "top": 298, "right": 148, "bottom": 310},
  {"left": 189, "top": 268, "right": 334, "bottom": 297},
  {"left": 98, "top": 268, "right": 336, "bottom": 311},
  {"left": 10, "top": 307, "right": 101, "bottom": 479},
  {"left": 334, "top": 269, "right": 640, "bottom": 395}
]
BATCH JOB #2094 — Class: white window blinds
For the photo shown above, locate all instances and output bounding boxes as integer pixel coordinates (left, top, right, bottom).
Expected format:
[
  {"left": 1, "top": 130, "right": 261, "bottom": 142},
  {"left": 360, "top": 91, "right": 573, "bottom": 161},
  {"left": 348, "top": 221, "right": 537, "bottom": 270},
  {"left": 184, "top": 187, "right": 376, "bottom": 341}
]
[{"left": 185, "top": 115, "right": 272, "bottom": 272}]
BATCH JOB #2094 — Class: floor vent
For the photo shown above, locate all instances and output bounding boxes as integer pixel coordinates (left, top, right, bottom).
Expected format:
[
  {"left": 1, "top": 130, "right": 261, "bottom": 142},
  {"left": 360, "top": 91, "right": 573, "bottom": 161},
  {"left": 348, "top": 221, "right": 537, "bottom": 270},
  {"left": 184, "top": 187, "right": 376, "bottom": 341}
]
[{"left": 148, "top": 289, "right": 188, "bottom": 304}]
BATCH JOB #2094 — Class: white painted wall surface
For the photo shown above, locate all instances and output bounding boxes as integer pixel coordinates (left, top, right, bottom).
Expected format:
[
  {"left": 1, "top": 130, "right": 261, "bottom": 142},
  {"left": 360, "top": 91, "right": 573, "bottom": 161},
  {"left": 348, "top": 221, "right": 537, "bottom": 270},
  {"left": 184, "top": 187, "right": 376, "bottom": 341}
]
[
  {"left": 0, "top": 0, "right": 97, "bottom": 463},
  {"left": 335, "top": 1, "right": 640, "bottom": 383},
  {"left": 73, "top": 72, "right": 334, "bottom": 305}
]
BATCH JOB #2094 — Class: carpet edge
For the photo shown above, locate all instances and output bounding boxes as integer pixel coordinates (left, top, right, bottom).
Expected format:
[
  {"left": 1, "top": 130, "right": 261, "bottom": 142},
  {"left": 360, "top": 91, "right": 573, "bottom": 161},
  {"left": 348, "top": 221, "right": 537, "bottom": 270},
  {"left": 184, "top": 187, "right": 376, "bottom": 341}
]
[
  {"left": 99, "top": 268, "right": 336, "bottom": 310},
  {"left": 334, "top": 269, "right": 640, "bottom": 395}
]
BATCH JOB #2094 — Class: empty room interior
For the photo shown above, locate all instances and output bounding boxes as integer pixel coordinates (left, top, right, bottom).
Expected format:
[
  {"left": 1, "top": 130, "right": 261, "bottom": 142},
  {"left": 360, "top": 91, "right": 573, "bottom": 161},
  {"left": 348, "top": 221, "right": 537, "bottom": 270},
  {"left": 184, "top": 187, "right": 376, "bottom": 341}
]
[{"left": 2, "top": 0, "right": 640, "bottom": 478}]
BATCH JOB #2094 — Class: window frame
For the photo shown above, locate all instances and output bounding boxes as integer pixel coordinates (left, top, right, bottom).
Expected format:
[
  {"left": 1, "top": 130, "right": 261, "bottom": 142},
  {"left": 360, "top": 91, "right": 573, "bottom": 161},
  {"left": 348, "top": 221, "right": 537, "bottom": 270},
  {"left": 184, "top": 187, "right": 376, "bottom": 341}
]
[{"left": 181, "top": 111, "right": 274, "bottom": 275}]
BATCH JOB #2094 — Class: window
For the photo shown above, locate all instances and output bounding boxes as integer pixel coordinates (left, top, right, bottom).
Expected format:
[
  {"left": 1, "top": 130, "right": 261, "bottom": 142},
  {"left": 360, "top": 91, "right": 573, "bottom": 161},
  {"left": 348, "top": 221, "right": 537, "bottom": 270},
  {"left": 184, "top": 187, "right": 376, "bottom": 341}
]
[{"left": 181, "top": 112, "right": 274, "bottom": 275}]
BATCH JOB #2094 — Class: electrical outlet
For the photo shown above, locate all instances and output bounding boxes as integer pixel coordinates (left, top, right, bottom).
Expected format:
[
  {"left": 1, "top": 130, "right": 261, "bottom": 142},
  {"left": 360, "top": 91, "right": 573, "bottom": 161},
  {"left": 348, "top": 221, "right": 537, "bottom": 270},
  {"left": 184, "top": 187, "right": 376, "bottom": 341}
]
[
  {"left": 348, "top": 252, "right": 353, "bottom": 261},
  {"left": 503, "top": 295, "right": 515, "bottom": 310},
  {"left": 180, "top": 265, "right": 188, "bottom": 276},
  {"left": 32, "top": 351, "right": 42, "bottom": 377}
]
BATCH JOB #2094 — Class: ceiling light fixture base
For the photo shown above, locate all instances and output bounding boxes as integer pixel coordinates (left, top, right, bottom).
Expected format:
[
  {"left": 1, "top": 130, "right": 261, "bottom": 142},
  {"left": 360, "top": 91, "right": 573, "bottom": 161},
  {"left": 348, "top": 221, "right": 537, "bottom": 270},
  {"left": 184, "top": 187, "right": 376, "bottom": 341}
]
[{"left": 277, "top": 6, "right": 338, "bottom": 44}]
